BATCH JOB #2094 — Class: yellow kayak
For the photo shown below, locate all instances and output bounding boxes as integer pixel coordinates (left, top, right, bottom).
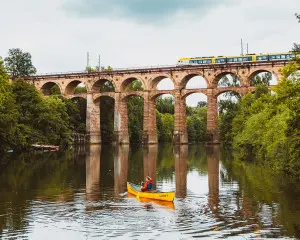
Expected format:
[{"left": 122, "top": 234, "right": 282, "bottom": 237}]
[{"left": 127, "top": 182, "right": 175, "bottom": 202}]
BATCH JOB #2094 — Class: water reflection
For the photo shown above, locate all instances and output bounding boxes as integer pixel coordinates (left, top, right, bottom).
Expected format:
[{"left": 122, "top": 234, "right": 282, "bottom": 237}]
[
  {"left": 114, "top": 145, "right": 129, "bottom": 196},
  {"left": 207, "top": 145, "right": 219, "bottom": 214},
  {"left": 143, "top": 145, "right": 157, "bottom": 189},
  {"left": 86, "top": 145, "right": 101, "bottom": 201},
  {"left": 175, "top": 145, "right": 188, "bottom": 198},
  {"left": 0, "top": 145, "right": 300, "bottom": 239}
]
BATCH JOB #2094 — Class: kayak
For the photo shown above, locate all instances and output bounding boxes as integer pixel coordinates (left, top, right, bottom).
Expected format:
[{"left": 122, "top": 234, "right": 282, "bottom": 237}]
[
  {"left": 127, "top": 192, "right": 175, "bottom": 210},
  {"left": 127, "top": 182, "right": 175, "bottom": 202}
]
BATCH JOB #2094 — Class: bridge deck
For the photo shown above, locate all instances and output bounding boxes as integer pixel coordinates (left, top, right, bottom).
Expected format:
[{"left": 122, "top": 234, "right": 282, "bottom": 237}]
[{"left": 24, "top": 60, "right": 288, "bottom": 80}]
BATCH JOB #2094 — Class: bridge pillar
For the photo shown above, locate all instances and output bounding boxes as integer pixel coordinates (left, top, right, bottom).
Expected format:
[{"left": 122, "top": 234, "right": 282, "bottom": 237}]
[
  {"left": 86, "top": 94, "right": 101, "bottom": 144},
  {"left": 143, "top": 93, "right": 158, "bottom": 144},
  {"left": 114, "top": 94, "right": 129, "bottom": 144},
  {"left": 173, "top": 91, "right": 188, "bottom": 145},
  {"left": 206, "top": 93, "right": 219, "bottom": 144}
]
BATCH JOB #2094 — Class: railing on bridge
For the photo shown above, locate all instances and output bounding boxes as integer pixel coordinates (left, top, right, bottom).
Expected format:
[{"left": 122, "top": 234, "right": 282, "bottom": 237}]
[{"left": 23, "top": 60, "right": 289, "bottom": 80}]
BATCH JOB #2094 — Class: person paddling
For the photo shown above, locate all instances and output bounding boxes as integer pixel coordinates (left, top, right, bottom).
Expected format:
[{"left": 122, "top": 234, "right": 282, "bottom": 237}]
[{"left": 141, "top": 176, "right": 152, "bottom": 192}]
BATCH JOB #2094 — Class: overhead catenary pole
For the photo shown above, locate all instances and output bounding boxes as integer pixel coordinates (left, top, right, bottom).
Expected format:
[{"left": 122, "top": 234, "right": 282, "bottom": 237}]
[
  {"left": 241, "top": 39, "right": 244, "bottom": 56},
  {"left": 98, "top": 54, "right": 101, "bottom": 72},
  {"left": 247, "top": 43, "right": 249, "bottom": 54},
  {"left": 87, "top": 52, "right": 90, "bottom": 69}
]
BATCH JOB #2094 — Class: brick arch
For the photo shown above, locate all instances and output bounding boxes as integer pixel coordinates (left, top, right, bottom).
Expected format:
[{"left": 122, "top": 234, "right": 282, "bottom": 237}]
[
  {"left": 91, "top": 78, "right": 116, "bottom": 92},
  {"left": 182, "top": 89, "right": 208, "bottom": 98},
  {"left": 65, "top": 80, "right": 87, "bottom": 95},
  {"left": 66, "top": 94, "right": 87, "bottom": 100},
  {"left": 121, "top": 91, "right": 144, "bottom": 101},
  {"left": 40, "top": 81, "right": 63, "bottom": 95},
  {"left": 94, "top": 94, "right": 115, "bottom": 104},
  {"left": 248, "top": 69, "right": 279, "bottom": 84},
  {"left": 151, "top": 74, "right": 175, "bottom": 90},
  {"left": 179, "top": 72, "right": 209, "bottom": 90},
  {"left": 93, "top": 92, "right": 116, "bottom": 102},
  {"left": 213, "top": 71, "right": 243, "bottom": 87},
  {"left": 150, "top": 92, "right": 175, "bottom": 100},
  {"left": 120, "top": 76, "right": 146, "bottom": 91},
  {"left": 215, "top": 88, "right": 243, "bottom": 98}
]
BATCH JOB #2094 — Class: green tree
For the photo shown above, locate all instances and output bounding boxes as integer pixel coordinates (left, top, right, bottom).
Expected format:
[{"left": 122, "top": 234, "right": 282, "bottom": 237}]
[
  {"left": 156, "top": 96, "right": 174, "bottom": 114},
  {"left": 74, "top": 86, "right": 87, "bottom": 93},
  {"left": 250, "top": 72, "right": 272, "bottom": 86},
  {"left": 101, "top": 66, "right": 113, "bottom": 72},
  {"left": 0, "top": 59, "right": 18, "bottom": 153},
  {"left": 11, "top": 79, "right": 72, "bottom": 150},
  {"left": 127, "top": 80, "right": 144, "bottom": 143},
  {"left": 4, "top": 48, "right": 37, "bottom": 79},
  {"left": 85, "top": 66, "right": 98, "bottom": 72}
]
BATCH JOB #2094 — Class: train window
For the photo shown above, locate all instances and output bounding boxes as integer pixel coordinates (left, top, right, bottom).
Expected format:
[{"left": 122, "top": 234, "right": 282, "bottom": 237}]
[
  {"left": 270, "top": 55, "right": 276, "bottom": 59},
  {"left": 207, "top": 60, "right": 212, "bottom": 64},
  {"left": 291, "top": 54, "right": 296, "bottom": 58},
  {"left": 216, "top": 58, "right": 225, "bottom": 63},
  {"left": 281, "top": 55, "right": 286, "bottom": 59},
  {"left": 197, "top": 60, "right": 202, "bottom": 64},
  {"left": 276, "top": 55, "right": 281, "bottom": 59}
]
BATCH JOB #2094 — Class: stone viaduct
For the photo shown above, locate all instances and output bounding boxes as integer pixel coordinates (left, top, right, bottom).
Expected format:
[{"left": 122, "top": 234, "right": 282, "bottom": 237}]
[{"left": 24, "top": 61, "right": 287, "bottom": 145}]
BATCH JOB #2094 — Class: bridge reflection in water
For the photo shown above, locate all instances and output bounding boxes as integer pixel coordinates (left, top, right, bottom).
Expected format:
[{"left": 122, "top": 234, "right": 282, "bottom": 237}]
[{"left": 84, "top": 144, "right": 221, "bottom": 210}]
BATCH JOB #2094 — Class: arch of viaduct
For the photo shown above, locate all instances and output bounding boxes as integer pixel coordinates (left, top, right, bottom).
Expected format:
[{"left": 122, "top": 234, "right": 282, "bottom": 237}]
[{"left": 26, "top": 62, "right": 286, "bottom": 145}]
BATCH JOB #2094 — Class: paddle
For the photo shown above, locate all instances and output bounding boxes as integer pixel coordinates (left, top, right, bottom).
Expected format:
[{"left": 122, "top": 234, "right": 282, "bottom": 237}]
[{"left": 119, "top": 192, "right": 128, "bottom": 197}]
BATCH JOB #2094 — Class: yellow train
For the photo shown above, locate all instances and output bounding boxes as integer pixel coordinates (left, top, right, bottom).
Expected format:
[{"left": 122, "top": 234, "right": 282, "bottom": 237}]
[{"left": 177, "top": 52, "right": 298, "bottom": 65}]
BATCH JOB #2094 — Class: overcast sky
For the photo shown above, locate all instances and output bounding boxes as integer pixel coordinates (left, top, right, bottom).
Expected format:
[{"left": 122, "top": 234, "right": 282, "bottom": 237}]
[{"left": 1, "top": 0, "right": 299, "bottom": 105}]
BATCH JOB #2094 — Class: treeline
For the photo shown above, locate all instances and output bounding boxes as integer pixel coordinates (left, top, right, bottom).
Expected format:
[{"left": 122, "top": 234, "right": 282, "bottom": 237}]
[
  {"left": 0, "top": 63, "right": 83, "bottom": 153},
  {"left": 219, "top": 57, "right": 300, "bottom": 177}
]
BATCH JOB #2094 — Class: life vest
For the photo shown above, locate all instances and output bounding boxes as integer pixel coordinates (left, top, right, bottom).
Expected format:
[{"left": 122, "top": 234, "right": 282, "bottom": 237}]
[
  {"left": 142, "top": 179, "right": 153, "bottom": 191},
  {"left": 147, "top": 180, "right": 153, "bottom": 190}
]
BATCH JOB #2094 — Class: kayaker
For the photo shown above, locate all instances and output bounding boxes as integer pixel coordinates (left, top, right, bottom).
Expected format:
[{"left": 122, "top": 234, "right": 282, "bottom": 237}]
[{"left": 141, "top": 176, "right": 152, "bottom": 192}]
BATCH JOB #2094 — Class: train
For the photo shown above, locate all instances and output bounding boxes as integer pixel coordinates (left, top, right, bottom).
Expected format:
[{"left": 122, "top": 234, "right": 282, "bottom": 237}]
[{"left": 177, "top": 52, "right": 299, "bottom": 65}]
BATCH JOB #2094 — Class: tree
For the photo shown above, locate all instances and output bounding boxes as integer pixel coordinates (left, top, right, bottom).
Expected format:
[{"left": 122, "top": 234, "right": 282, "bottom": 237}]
[
  {"left": 296, "top": 13, "right": 300, "bottom": 23},
  {"left": 197, "top": 101, "right": 207, "bottom": 108},
  {"left": 85, "top": 65, "right": 113, "bottom": 73},
  {"left": 250, "top": 72, "right": 272, "bottom": 86},
  {"left": 156, "top": 96, "right": 174, "bottom": 114},
  {"left": 85, "top": 66, "right": 98, "bottom": 72},
  {"left": 0, "top": 58, "right": 18, "bottom": 153},
  {"left": 101, "top": 66, "right": 113, "bottom": 72},
  {"left": 4, "top": 48, "right": 36, "bottom": 79},
  {"left": 292, "top": 43, "right": 300, "bottom": 52}
]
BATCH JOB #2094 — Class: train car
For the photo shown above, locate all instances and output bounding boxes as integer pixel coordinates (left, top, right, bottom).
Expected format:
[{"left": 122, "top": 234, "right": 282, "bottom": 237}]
[{"left": 177, "top": 52, "right": 298, "bottom": 65}]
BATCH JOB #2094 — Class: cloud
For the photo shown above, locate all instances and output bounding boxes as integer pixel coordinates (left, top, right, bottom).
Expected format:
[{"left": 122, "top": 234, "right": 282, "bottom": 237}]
[{"left": 62, "top": 0, "right": 233, "bottom": 23}]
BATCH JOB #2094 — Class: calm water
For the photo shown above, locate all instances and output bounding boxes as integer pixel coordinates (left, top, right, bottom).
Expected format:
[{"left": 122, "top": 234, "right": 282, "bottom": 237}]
[{"left": 1, "top": 144, "right": 300, "bottom": 239}]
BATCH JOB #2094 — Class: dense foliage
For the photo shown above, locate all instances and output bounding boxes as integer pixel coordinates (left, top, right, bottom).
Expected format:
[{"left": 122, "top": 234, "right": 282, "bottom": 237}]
[
  {"left": 0, "top": 59, "right": 80, "bottom": 153},
  {"left": 219, "top": 58, "right": 300, "bottom": 177}
]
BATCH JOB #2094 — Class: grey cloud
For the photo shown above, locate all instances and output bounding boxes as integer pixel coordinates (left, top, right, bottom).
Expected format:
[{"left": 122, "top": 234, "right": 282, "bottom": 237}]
[{"left": 62, "top": 0, "right": 233, "bottom": 23}]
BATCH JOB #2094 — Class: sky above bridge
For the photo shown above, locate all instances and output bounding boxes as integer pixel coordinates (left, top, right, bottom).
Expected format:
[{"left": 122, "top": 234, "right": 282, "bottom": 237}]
[{"left": 1, "top": 0, "right": 299, "bottom": 105}]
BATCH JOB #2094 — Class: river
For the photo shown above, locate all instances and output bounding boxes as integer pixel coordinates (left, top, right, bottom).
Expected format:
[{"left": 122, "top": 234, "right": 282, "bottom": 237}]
[{"left": 0, "top": 144, "right": 300, "bottom": 239}]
